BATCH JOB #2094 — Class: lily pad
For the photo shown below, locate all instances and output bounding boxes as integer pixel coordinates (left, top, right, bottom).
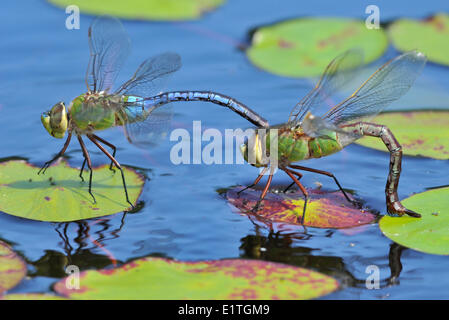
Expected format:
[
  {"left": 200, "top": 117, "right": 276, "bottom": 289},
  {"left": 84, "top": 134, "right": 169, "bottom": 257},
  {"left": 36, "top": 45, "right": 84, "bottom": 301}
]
[
  {"left": 356, "top": 111, "right": 449, "bottom": 160},
  {"left": 0, "top": 241, "right": 27, "bottom": 295},
  {"left": 389, "top": 13, "right": 449, "bottom": 66},
  {"left": 246, "top": 17, "right": 388, "bottom": 77},
  {"left": 0, "top": 293, "right": 67, "bottom": 300},
  {"left": 226, "top": 187, "right": 376, "bottom": 229},
  {"left": 53, "top": 257, "right": 339, "bottom": 299},
  {"left": 380, "top": 187, "right": 449, "bottom": 255},
  {"left": 48, "top": 0, "right": 225, "bottom": 21},
  {"left": 0, "top": 160, "right": 144, "bottom": 222}
]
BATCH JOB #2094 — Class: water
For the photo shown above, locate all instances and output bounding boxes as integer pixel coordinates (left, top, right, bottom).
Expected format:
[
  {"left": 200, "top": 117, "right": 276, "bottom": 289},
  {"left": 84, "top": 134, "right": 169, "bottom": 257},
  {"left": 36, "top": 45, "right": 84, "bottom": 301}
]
[{"left": 1, "top": 0, "right": 449, "bottom": 299}]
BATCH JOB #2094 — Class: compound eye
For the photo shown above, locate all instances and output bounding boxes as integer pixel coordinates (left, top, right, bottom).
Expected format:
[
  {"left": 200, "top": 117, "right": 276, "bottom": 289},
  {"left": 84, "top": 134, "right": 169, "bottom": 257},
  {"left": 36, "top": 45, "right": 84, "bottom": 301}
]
[{"left": 49, "top": 102, "right": 68, "bottom": 138}]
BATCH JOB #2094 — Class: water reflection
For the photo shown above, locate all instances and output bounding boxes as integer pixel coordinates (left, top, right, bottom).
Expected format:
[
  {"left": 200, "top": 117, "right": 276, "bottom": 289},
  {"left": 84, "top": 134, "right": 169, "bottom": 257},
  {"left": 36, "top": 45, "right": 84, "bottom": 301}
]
[
  {"left": 239, "top": 228, "right": 407, "bottom": 289},
  {"left": 28, "top": 213, "right": 128, "bottom": 278}
]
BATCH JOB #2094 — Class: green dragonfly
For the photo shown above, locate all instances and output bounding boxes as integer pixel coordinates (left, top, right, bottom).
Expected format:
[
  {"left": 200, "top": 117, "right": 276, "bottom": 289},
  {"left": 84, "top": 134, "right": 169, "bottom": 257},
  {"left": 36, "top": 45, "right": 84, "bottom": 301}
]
[
  {"left": 40, "top": 16, "right": 268, "bottom": 208},
  {"left": 239, "top": 49, "right": 427, "bottom": 224}
]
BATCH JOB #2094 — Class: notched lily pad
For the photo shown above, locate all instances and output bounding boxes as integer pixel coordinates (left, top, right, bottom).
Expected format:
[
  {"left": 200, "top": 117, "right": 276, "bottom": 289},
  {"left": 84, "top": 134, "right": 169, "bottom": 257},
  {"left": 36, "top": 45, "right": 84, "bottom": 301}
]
[
  {"left": 356, "top": 111, "right": 449, "bottom": 160},
  {"left": 226, "top": 187, "right": 376, "bottom": 229},
  {"left": 246, "top": 17, "right": 388, "bottom": 77},
  {"left": 48, "top": 0, "right": 225, "bottom": 21},
  {"left": 0, "top": 240, "right": 27, "bottom": 295},
  {"left": 380, "top": 187, "right": 449, "bottom": 255},
  {"left": 389, "top": 13, "right": 449, "bottom": 66},
  {"left": 53, "top": 257, "right": 338, "bottom": 299},
  {"left": 0, "top": 160, "right": 144, "bottom": 222}
]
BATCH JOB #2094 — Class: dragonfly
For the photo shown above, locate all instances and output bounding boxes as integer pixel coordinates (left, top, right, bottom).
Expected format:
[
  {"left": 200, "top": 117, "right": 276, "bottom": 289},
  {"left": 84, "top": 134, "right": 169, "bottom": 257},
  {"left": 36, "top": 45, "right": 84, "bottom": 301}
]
[
  {"left": 239, "top": 49, "right": 427, "bottom": 224},
  {"left": 39, "top": 16, "right": 268, "bottom": 208}
]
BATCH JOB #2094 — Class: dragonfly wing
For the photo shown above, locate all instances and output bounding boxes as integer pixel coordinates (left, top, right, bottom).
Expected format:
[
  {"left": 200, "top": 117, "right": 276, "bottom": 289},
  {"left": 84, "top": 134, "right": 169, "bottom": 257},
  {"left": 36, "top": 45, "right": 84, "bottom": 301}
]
[
  {"left": 288, "top": 49, "right": 364, "bottom": 125},
  {"left": 122, "top": 99, "right": 173, "bottom": 148},
  {"left": 117, "top": 52, "right": 181, "bottom": 148},
  {"left": 86, "top": 16, "right": 131, "bottom": 93},
  {"left": 323, "top": 51, "right": 427, "bottom": 126},
  {"left": 302, "top": 112, "right": 360, "bottom": 142},
  {"left": 116, "top": 52, "right": 181, "bottom": 97}
]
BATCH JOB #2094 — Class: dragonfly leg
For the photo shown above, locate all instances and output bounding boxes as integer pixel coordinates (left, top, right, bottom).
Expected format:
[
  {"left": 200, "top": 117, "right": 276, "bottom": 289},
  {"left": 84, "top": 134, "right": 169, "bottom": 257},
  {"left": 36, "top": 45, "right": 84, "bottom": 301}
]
[
  {"left": 38, "top": 131, "right": 73, "bottom": 175},
  {"left": 79, "top": 157, "right": 86, "bottom": 182},
  {"left": 77, "top": 135, "right": 96, "bottom": 204},
  {"left": 283, "top": 168, "right": 309, "bottom": 225},
  {"left": 283, "top": 170, "right": 303, "bottom": 193},
  {"left": 346, "top": 122, "right": 421, "bottom": 218},
  {"left": 238, "top": 167, "right": 268, "bottom": 195},
  {"left": 288, "top": 164, "right": 357, "bottom": 206},
  {"left": 252, "top": 167, "right": 274, "bottom": 213},
  {"left": 91, "top": 134, "right": 117, "bottom": 172},
  {"left": 87, "top": 134, "right": 134, "bottom": 210}
]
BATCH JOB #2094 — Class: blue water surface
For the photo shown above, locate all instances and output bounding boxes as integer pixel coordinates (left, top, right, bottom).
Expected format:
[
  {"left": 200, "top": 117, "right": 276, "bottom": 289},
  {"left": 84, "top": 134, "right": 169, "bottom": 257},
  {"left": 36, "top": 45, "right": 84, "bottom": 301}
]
[{"left": 1, "top": 0, "right": 449, "bottom": 299}]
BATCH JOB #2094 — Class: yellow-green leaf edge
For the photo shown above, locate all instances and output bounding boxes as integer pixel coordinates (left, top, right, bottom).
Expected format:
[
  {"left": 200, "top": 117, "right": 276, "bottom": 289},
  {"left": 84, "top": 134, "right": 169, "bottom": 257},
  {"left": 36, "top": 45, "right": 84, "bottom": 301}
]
[
  {"left": 47, "top": 0, "right": 225, "bottom": 21},
  {"left": 53, "top": 257, "right": 339, "bottom": 300},
  {"left": 389, "top": 13, "right": 449, "bottom": 66},
  {"left": 0, "top": 160, "right": 144, "bottom": 222},
  {"left": 356, "top": 110, "right": 449, "bottom": 160},
  {"left": 247, "top": 17, "right": 388, "bottom": 78},
  {"left": 380, "top": 187, "right": 449, "bottom": 255}
]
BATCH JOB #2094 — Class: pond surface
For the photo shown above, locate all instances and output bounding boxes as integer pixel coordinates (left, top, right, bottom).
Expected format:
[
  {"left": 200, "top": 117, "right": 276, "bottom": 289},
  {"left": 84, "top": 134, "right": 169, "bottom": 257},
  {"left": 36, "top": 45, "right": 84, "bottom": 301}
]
[{"left": 1, "top": 0, "right": 449, "bottom": 299}]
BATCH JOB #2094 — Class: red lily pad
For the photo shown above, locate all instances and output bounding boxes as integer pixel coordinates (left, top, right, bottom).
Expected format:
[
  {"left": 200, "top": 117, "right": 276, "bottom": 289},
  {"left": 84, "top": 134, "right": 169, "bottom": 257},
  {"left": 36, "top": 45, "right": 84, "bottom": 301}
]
[
  {"left": 53, "top": 257, "right": 339, "bottom": 299},
  {"left": 0, "top": 241, "right": 27, "bottom": 295},
  {"left": 226, "top": 187, "right": 376, "bottom": 229}
]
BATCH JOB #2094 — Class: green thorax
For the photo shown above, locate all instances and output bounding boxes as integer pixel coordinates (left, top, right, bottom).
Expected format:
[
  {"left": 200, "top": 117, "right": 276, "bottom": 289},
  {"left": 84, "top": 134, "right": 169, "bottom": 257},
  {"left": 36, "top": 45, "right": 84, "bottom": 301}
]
[
  {"left": 69, "top": 93, "right": 146, "bottom": 133},
  {"left": 267, "top": 124, "right": 343, "bottom": 163}
]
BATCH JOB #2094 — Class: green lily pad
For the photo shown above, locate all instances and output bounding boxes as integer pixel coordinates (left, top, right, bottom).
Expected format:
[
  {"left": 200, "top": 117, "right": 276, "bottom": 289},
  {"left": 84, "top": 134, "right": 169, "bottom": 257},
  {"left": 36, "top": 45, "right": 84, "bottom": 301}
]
[
  {"left": 356, "top": 111, "right": 449, "bottom": 160},
  {"left": 246, "top": 17, "right": 388, "bottom": 77},
  {"left": 380, "top": 187, "right": 449, "bottom": 255},
  {"left": 226, "top": 187, "right": 376, "bottom": 229},
  {"left": 53, "top": 257, "right": 339, "bottom": 299},
  {"left": 0, "top": 241, "right": 27, "bottom": 295},
  {"left": 48, "top": 0, "right": 225, "bottom": 21},
  {"left": 389, "top": 13, "right": 449, "bottom": 66},
  {"left": 0, "top": 160, "right": 144, "bottom": 222},
  {"left": 0, "top": 293, "right": 68, "bottom": 300}
]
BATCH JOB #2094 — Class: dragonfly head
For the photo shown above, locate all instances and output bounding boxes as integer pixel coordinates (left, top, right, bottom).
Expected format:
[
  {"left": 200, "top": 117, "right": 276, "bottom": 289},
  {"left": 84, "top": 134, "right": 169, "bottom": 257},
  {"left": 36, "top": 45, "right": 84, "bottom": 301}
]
[
  {"left": 239, "top": 131, "right": 267, "bottom": 168},
  {"left": 41, "top": 102, "right": 68, "bottom": 139}
]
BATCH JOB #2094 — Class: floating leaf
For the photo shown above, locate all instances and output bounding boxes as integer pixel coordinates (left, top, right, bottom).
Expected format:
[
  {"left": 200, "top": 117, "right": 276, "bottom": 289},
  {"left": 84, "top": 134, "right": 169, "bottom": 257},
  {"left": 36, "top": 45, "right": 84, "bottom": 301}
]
[
  {"left": 389, "top": 13, "right": 449, "bottom": 66},
  {"left": 246, "top": 17, "right": 388, "bottom": 77},
  {"left": 226, "top": 187, "right": 376, "bottom": 229},
  {"left": 0, "top": 240, "right": 27, "bottom": 295},
  {"left": 356, "top": 111, "right": 449, "bottom": 160},
  {"left": 0, "top": 160, "right": 144, "bottom": 222},
  {"left": 380, "top": 187, "right": 449, "bottom": 255},
  {"left": 53, "top": 257, "right": 338, "bottom": 299},
  {"left": 48, "top": 0, "right": 225, "bottom": 21},
  {"left": 0, "top": 293, "right": 67, "bottom": 300}
]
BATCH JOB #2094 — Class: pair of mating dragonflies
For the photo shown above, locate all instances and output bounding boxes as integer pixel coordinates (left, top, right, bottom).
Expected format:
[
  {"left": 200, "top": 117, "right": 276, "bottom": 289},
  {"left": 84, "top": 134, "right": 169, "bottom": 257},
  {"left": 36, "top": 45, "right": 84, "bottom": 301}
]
[{"left": 40, "top": 16, "right": 426, "bottom": 223}]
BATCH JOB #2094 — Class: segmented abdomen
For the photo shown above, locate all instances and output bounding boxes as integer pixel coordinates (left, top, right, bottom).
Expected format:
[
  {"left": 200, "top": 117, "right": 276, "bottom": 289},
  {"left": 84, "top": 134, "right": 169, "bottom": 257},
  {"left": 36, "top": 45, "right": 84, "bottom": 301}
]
[{"left": 278, "top": 131, "right": 343, "bottom": 163}]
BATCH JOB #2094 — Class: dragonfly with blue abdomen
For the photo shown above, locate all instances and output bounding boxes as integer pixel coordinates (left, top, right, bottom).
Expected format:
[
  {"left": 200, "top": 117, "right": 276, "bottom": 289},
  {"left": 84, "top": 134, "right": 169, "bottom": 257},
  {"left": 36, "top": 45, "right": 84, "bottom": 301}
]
[
  {"left": 239, "top": 49, "right": 427, "bottom": 224},
  {"left": 39, "top": 16, "right": 268, "bottom": 208}
]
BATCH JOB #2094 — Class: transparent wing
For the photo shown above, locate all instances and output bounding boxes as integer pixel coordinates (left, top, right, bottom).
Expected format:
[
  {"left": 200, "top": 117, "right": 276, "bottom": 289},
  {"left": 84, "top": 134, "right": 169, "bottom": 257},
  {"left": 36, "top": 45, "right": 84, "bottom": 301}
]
[
  {"left": 121, "top": 99, "right": 173, "bottom": 149},
  {"left": 287, "top": 49, "right": 364, "bottom": 125},
  {"left": 117, "top": 53, "right": 182, "bottom": 148},
  {"left": 301, "top": 51, "right": 427, "bottom": 145},
  {"left": 116, "top": 52, "right": 181, "bottom": 97},
  {"left": 86, "top": 16, "right": 131, "bottom": 93},
  {"left": 323, "top": 51, "right": 427, "bottom": 125}
]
